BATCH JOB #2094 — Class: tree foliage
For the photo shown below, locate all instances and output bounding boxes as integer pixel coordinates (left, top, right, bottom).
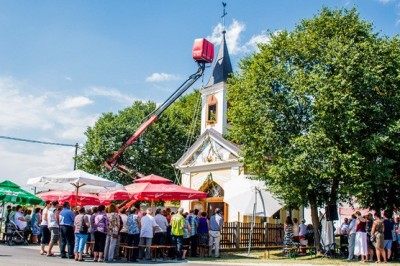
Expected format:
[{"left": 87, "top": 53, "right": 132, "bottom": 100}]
[
  {"left": 77, "top": 90, "right": 201, "bottom": 185},
  {"left": 227, "top": 7, "right": 400, "bottom": 224}
]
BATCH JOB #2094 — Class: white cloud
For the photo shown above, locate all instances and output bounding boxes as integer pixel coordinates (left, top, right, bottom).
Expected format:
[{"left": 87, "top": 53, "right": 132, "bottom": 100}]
[
  {"left": 207, "top": 20, "right": 278, "bottom": 55},
  {"left": 145, "top": 73, "right": 181, "bottom": 83},
  {"left": 58, "top": 96, "right": 93, "bottom": 110},
  {"left": 0, "top": 77, "right": 55, "bottom": 130},
  {"left": 0, "top": 76, "right": 97, "bottom": 141},
  {"left": 0, "top": 76, "right": 101, "bottom": 187},
  {"left": 208, "top": 19, "right": 246, "bottom": 55},
  {"left": 89, "top": 86, "right": 139, "bottom": 106},
  {"left": 0, "top": 142, "right": 76, "bottom": 187},
  {"left": 245, "top": 32, "right": 271, "bottom": 52},
  {"left": 64, "top": 76, "right": 72, "bottom": 81}
]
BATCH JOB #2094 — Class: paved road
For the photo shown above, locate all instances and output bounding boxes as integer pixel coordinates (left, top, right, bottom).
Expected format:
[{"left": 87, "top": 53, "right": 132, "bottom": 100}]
[
  {"left": 0, "top": 244, "right": 350, "bottom": 266},
  {"left": 0, "top": 244, "right": 215, "bottom": 266}
]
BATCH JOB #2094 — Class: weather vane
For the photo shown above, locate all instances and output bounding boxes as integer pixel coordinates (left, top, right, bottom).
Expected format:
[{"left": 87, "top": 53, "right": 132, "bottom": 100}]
[{"left": 221, "top": 2, "right": 227, "bottom": 32}]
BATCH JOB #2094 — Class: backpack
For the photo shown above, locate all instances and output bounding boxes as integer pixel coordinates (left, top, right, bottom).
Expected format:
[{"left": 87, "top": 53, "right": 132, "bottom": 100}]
[{"left": 79, "top": 215, "right": 88, "bottom": 234}]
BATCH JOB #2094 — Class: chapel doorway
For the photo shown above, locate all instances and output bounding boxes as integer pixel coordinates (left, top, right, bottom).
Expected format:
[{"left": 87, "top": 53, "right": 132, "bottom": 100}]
[
  {"left": 191, "top": 173, "right": 228, "bottom": 220},
  {"left": 207, "top": 201, "right": 225, "bottom": 218}
]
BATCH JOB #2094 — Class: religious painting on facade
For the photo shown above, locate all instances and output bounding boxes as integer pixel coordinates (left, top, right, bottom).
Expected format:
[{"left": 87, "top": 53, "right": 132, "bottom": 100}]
[{"left": 199, "top": 173, "right": 224, "bottom": 198}]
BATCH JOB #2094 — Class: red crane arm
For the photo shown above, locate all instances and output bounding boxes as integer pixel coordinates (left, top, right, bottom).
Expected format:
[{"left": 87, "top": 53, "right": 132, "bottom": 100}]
[{"left": 104, "top": 38, "right": 214, "bottom": 174}]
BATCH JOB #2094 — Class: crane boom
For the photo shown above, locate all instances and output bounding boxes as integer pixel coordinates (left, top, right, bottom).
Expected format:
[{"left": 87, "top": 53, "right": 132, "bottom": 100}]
[{"left": 104, "top": 38, "right": 214, "bottom": 174}]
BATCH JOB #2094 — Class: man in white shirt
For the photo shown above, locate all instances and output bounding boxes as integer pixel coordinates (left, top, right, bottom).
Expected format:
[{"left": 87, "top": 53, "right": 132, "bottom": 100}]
[
  {"left": 14, "top": 205, "right": 27, "bottom": 230},
  {"left": 138, "top": 209, "right": 159, "bottom": 260},
  {"left": 154, "top": 208, "right": 168, "bottom": 245}
]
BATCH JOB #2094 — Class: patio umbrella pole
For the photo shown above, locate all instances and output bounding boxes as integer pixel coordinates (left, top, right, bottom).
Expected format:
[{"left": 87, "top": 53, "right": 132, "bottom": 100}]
[
  {"left": 247, "top": 188, "right": 257, "bottom": 256},
  {"left": 0, "top": 200, "right": 4, "bottom": 234},
  {"left": 258, "top": 189, "right": 267, "bottom": 247},
  {"left": 75, "top": 186, "right": 79, "bottom": 207}
]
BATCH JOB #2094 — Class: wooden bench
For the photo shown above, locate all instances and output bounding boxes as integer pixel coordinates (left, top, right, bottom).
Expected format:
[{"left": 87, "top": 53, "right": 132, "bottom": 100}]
[
  {"left": 303, "top": 246, "right": 318, "bottom": 257},
  {"left": 119, "top": 244, "right": 138, "bottom": 261},
  {"left": 283, "top": 246, "right": 299, "bottom": 258},
  {"left": 138, "top": 244, "right": 176, "bottom": 260},
  {"left": 263, "top": 246, "right": 283, "bottom": 259}
]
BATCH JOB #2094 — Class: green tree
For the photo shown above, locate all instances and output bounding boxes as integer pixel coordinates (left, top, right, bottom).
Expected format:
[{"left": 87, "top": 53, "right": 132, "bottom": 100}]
[
  {"left": 227, "top": 7, "right": 400, "bottom": 245},
  {"left": 77, "top": 90, "right": 201, "bottom": 185}
]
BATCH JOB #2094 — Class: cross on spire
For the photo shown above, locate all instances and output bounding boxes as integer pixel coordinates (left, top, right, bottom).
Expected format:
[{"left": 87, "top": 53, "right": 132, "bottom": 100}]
[{"left": 221, "top": 2, "right": 227, "bottom": 33}]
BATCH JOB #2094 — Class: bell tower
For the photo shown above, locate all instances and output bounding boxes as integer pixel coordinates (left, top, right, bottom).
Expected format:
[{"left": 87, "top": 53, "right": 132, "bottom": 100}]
[{"left": 200, "top": 26, "right": 233, "bottom": 135}]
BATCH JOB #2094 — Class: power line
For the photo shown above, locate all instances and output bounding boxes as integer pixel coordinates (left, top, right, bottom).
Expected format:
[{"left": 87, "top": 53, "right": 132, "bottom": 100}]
[{"left": 0, "top": 135, "right": 77, "bottom": 147}]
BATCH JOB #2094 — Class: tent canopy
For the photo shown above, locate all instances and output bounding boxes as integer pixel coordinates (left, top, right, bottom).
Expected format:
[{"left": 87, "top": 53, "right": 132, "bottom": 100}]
[{"left": 0, "top": 180, "right": 43, "bottom": 205}]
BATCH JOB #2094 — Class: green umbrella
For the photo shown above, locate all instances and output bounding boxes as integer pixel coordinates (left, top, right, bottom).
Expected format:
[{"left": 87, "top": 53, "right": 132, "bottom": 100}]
[{"left": 0, "top": 180, "right": 43, "bottom": 205}]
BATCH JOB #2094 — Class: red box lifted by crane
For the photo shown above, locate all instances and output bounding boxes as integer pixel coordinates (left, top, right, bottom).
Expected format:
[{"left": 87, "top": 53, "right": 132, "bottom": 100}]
[{"left": 192, "top": 38, "right": 214, "bottom": 63}]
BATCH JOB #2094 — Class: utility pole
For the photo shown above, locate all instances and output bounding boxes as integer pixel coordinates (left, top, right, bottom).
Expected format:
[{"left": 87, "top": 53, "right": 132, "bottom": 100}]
[{"left": 74, "top": 143, "right": 79, "bottom": 170}]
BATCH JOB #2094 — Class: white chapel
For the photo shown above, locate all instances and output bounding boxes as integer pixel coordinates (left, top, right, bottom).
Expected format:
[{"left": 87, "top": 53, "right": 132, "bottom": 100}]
[{"left": 174, "top": 31, "right": 285, "bottom": 223}]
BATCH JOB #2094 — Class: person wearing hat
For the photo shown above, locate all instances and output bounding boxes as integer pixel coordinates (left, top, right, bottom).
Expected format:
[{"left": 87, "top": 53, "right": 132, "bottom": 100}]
[{"left": 209, "top": 208, "right": 223, "bottom": 258}]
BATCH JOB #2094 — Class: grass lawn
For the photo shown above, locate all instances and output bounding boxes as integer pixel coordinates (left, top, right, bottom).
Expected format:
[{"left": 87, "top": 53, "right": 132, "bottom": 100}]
[{"left": 188, "top": 249, "right": 400, "bottom": 265}]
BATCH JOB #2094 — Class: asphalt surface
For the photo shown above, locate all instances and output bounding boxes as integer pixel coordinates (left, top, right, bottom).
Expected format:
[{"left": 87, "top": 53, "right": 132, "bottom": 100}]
[{"left": 0, "top": 244, "right": 214, "bottom": 266}]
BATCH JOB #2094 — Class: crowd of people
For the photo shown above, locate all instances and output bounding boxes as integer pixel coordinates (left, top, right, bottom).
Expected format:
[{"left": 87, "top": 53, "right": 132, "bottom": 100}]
[
  {"left": 3, "top": 204, "right": 41, "bottom": 243},
  {"left": 7, "top": 202, "right": 400, "bottom": 263},
  {"left": 283, "top": 216, "right": 315, "bottom": 253},
  {"left": 5, "top": 200, "right": 224, "bottom": 262},
  {"left": 338, "top": 210, "right": 399, "bottom": 263},
  {"left": 281, "top": 211, "right": 400, "bottom": 263}
]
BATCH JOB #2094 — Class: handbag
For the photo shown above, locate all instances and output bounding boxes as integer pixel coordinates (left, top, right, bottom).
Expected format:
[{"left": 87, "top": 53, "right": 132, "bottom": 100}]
[
  {"left": 370, "top": 231, "right": 378, "bottom": 243},
  {"left": 79, "top": 215, "right": 88, "bottom": 234}
]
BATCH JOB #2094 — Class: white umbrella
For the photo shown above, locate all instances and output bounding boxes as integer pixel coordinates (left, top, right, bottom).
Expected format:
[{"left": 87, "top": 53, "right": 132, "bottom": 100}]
[
  {"left": 223, "top": 177, "right": 283, "bottom": 217},
  {"left": 224, "top": 177, "right": 284, "bottom": 255},
  {"left": 27, "top": 169, "right": 123, "bottom": 205}
]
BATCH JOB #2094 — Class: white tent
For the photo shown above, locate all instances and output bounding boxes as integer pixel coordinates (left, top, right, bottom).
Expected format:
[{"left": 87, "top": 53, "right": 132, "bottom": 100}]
[
  {"left": 224, "top": 177, "right": 283, "bottom": 217},
  {"left": 27, "top": 169, "right": 123, "bottom": 194}
]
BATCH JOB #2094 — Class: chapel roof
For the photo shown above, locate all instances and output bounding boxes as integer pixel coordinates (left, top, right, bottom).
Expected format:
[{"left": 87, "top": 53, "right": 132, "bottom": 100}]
[{"left": 206, "top": 31, "right": 233, "bottom": 87}]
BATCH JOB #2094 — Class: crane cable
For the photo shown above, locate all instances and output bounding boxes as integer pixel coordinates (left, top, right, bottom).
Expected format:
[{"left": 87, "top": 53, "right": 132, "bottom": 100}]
[
  {"left": 184, "top": 87, "right": 202, "bottom": 152},
  {"left": 173, "top": 73, "right": 205, "bottom": 185}
]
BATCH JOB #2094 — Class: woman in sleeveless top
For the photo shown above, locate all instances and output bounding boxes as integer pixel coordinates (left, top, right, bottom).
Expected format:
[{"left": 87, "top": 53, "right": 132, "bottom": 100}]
[
  {"left": 94, "top": 205, "right": 109, "bottom": 262},
  {"left": 371, "top": 213, "right": 386, "bottom": 263},
  {"left": 354, "top": 211, "right": 367, "bottom": 262},
  {"left": 283, "top": 216, "right": 294, "bottom": 247},
  {"left": 104, "top": 204, "right": 120, "bottom": 262}
]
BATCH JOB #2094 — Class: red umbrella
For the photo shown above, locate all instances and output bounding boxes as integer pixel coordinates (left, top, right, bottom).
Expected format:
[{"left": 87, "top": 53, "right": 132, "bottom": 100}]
[
  {"left": 135, "top": 174, "right": 172, "bottom": 184},
  {"left": 98, "top": 189, "right": 132, "bottom": 203},
  {"left": 125, "top": 174, "right": 207, "bottom": 201},
  {"left": 37, "top": 190, "right": 101, "bottom": 206}
]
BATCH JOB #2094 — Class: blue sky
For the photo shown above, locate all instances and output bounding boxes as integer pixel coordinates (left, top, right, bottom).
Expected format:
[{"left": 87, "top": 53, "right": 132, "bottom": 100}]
[{"left": 0, "top": 0, "right": 398, "bottom": 188}]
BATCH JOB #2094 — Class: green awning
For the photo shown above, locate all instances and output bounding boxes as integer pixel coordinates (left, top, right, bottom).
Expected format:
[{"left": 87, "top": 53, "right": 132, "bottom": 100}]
[{"left": 0, "top": 180, "right": 43, "bottom": 205}]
